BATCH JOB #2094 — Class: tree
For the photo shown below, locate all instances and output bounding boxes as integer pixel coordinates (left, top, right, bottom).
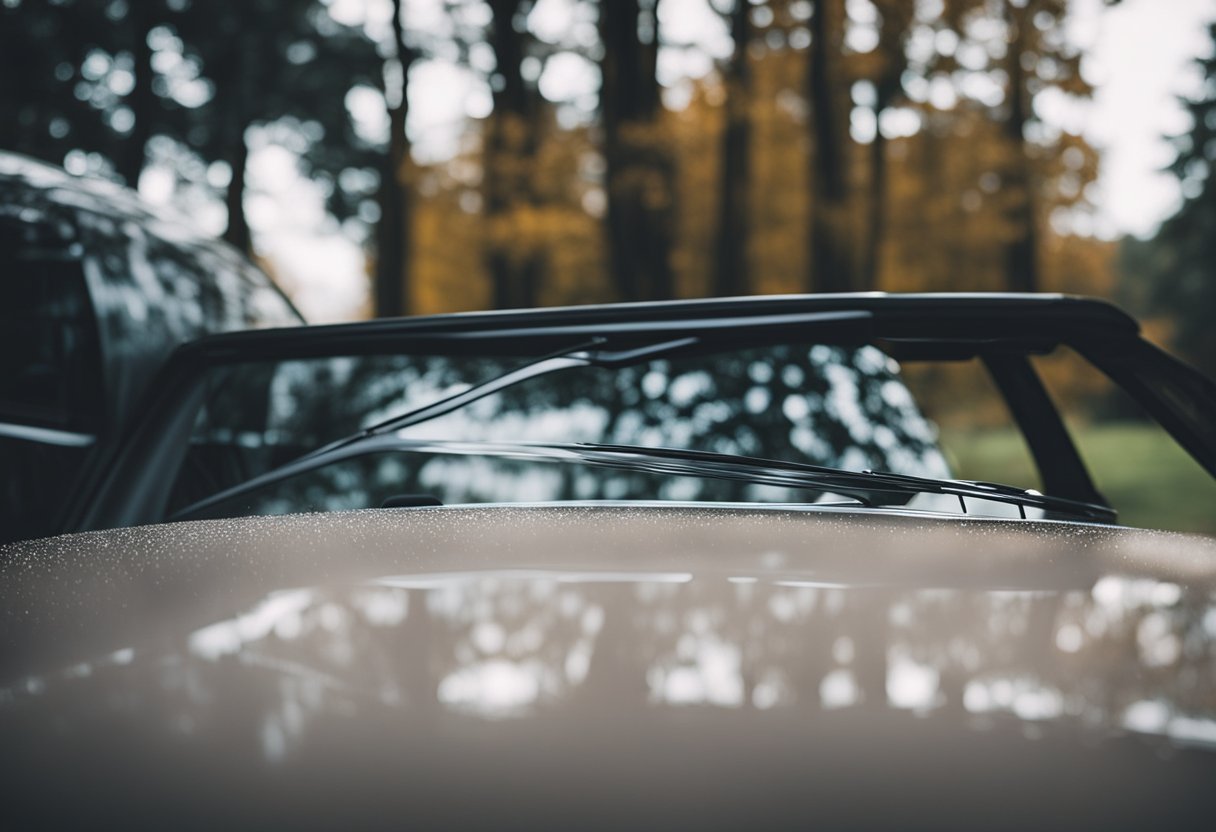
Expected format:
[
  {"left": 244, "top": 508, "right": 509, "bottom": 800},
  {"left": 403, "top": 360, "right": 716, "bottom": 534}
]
[
  {"left": 859, "top": 0, "right": 915, "bottom": 291},
  {"left": 0, "top": 0, "right": 120, "bottom": 170},
  {"left": 374, "top": 0, "right": 419, "bottom": 318},
  {"left": 1000, "top": 0, "right": 1039, "bottom": 292},
  {"left": 113, "top": 0, "right": 159, "bottom": 186},
  {"left": 1139, "top": 22, "right": 1216, "bottom": 377},
  {"left": 484, "top": 0, "right": 545, "bottom": 309},
  {"left": 169, "top": 0, "right": 375, "bottom": 254},
  {"left": 712, "top": 0, "right": 753, "bottom": 298},
  {"left": 598, "top": 0, "right": 676, "bottom": 302},
  {"left": 996, "top": 0, "right": 1091, "bottom": 293},
  {"left": 807, "top": 0, "right": 857, "bottom": 293}
]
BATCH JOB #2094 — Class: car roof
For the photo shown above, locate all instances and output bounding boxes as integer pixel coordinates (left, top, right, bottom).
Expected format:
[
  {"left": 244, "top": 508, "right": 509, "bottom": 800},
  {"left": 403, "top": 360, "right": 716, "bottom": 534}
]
[
  {"left": 0, "top": 151, "right": 227, "bottom": 253},
  {"left": 0, "top": 151, "right": 304, "bottom": 431},
  {"left": 177, "top": 292, "right": 1139, "bottom": 363}
]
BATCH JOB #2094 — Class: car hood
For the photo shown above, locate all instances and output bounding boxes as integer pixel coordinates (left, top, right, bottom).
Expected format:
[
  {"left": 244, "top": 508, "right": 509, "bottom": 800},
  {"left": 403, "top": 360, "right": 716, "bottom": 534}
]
[{"left": 3, "top": 505, "right": 1216, "bottom": 829}]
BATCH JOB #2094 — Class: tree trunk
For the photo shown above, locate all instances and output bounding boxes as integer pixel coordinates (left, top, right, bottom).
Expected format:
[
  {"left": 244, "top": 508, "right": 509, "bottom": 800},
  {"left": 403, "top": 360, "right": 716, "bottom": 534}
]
[
  {"left": 807, "top": 0, "right": 855, "bottom": 294},
  {"left": 599, "top": 0, "right": 675, "bottom": 303},
  {"left": 485, "top": 0, "right": 542, "bottom": 310},
  {"left": 116, "top": 2, "right": 155, "bottom": 188},
  {"left": 374, "top": 0, "right": 414, "bottom": 318},
  {"left": 1003, "top": 1, "right": 1039, "bottom": 293},
  {"left": 861, "top": 93, "right": 889, "bottom": 291},
  {"left": 222, "top": 131, "right": 251, "bottom": 253},
  {"left": 712, "top": 0, "right": 751, "bottom": 298},
  {"left": 220, "top": 27, "right": 253, "bottom": 256},
  {"left": 861, "top": 2, "right": 912, "bottom": 292},
  {"left": 862, "top": 128, "right": 887, "bottom": 292}
]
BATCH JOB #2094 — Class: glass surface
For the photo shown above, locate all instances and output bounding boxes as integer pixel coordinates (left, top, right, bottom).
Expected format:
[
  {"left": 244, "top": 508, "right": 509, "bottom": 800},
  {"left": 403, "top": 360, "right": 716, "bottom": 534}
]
[
  {"left": 0, "top": 222, "right": 102, "bottom": 545},
  {"left": 168, "top": 344, "right": 953, "bottom": 518},
  {"left": 0, "top": 223, "right": 102, "bottom": 430},
  {"left": 900, "top": 359, "right": 1042, "bottom": 493}
]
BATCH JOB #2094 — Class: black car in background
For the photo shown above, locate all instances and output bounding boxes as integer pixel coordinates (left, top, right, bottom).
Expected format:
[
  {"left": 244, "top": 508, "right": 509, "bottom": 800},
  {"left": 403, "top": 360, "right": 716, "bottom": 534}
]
[{"left": 0, "top": 152, "right": 302, "bottom": 544}]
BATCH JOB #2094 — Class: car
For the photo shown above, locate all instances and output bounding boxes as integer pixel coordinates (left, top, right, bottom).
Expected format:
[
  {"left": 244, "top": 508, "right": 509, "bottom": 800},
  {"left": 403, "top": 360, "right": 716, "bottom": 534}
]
[
  {"left": 2, "top": 293, "right": 1215, "bottom": 828},
  {"left": 0, "top": 152, "right": 303, "bottom": 544}
]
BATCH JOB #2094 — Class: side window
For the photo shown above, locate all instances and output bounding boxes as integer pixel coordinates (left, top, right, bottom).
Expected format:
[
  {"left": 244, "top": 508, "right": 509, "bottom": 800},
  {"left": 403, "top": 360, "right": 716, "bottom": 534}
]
[
  {"left": 899, "top": 358, "right": 1041, "bottom": 492},
  {"left": 0, "top": 221, "right": 102, "bottom": 432},
  {"left": 1035, "top": 347, "right": 1216, "bottom": 534},
  {"left": 0, "top": 218, "right": 103, "bottom": 544}
]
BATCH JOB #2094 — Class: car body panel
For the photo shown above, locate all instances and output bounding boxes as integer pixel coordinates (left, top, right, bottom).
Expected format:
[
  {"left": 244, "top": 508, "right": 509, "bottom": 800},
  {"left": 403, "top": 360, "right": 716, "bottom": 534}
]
[
  {"left": 0, "top": 152, "right": 304, "bottom": 545},
  {"left": 3, "top": 505, "right": 1216, "bottom": 828},
  {"left": 0, "top": 152, "right": 302, "bottom": 432}
]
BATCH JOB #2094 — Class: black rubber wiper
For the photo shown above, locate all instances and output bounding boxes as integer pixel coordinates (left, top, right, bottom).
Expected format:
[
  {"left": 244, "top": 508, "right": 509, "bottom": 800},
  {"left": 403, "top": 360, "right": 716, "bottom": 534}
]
[
  {"left": 380, "top": 440, "right": 1115, "bottom": 522},
  {"left": 172, "top": 336, "right": 699, "bottom": 521},
  {"left": 175, "top": 436, "right": 1115, "bottom": 524}
]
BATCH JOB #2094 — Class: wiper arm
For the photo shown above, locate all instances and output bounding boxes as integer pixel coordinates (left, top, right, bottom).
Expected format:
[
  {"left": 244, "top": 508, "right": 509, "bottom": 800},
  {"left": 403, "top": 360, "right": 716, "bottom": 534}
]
[
  {"left": 361, "top": 336, "right": 700, "bottom": 438},
  {"left": 466, "top": 441, "right": 1114, "bottom": 522},
  {"left": 172, "top": 337, "right": 699, "bottom": 521},
  {"left": 173, "top": 309, "right": 873, "bottom": 521}
]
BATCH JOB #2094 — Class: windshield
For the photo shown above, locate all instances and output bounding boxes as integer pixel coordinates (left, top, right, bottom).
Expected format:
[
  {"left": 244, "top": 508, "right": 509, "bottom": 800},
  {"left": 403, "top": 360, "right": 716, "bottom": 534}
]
[{"left": 167, "top": 343, "right": 953, "bottom": 519}]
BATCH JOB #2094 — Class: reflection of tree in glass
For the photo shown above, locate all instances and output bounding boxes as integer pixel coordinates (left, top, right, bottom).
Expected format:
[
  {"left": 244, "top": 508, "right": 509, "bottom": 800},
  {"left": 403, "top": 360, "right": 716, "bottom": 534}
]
[{"left": 178, "top": 344, "right": 950, "bottom": 517}]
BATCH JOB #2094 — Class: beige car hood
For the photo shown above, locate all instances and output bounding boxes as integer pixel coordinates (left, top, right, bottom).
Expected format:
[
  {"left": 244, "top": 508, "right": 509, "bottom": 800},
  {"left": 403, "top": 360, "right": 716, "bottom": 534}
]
[{"left": 2, "top": 505, "right": 1216, "bottom": 829}]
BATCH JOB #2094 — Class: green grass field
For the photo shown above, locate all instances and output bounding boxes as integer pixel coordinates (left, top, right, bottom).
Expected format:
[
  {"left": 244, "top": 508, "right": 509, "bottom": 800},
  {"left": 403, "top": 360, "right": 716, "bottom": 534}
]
[{"left": 943, "top": 422, "right": 1216, "bottom": 536}]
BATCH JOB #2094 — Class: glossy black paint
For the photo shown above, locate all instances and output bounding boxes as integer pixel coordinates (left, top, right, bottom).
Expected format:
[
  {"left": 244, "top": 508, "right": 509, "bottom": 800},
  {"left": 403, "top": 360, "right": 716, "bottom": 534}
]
[{"left": 0, "top": 153, "right": 303, "bottom": 544}]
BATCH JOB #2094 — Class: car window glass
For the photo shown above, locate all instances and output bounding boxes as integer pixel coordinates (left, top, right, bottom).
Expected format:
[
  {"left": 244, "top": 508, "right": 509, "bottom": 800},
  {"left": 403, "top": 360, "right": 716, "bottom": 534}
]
[
  {"left": 0, "top": 221, "right": 102, "bottom": 431},
  {"left": 899, "top": 359, "right": 1042, "bottom": 492},
  {"left": 167, "top": 344, "right": 953, "bottom": 518},
  {"left": 0, "top": 219, "right": 102, "bottom": 544}
]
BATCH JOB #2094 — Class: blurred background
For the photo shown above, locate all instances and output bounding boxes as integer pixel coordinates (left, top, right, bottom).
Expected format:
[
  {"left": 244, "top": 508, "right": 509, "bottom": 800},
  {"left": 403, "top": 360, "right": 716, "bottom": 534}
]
[{"left": 2, "top": 0, "right": 1214, "bottom": 531}]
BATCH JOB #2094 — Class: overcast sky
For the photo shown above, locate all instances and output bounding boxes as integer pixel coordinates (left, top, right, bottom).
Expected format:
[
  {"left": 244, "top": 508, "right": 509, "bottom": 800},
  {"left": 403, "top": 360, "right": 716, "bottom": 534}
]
[{"left": 143, "top": 0, "right": 1216, "bottom": 322}]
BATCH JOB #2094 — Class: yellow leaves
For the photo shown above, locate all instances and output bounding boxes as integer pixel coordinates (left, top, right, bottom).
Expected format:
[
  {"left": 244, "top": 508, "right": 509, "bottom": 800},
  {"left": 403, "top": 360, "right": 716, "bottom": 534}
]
[
  {"left": 384, "top": 5, "right": 1111, "bottom": 318},
  {"left": 483, "top": 203, "right": 594, "bottom": 267},
  {"left": 843, "top": 50, "right": 885, "bottom": 82}
]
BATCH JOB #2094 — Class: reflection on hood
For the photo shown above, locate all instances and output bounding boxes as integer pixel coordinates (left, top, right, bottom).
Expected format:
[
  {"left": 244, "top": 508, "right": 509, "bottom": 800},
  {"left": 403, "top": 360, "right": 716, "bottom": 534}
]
[{"left": 3, "top": 506, "right": 1216, "bottom": 828}]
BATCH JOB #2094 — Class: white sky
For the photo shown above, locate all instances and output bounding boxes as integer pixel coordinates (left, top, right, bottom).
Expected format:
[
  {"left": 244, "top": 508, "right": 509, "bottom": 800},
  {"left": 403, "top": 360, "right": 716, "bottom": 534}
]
[
  {"left": 141, "top": 0, "right": 1216, "bottom": 322},
  {"left": 1074, "top": 0, "right": 1215, "bottom": 237}
]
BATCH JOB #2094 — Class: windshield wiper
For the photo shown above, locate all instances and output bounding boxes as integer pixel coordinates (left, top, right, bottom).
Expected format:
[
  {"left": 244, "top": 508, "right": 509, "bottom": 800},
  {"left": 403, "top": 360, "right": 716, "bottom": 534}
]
[
  {"left": 395, "top": 439, "right": 1114, "bottom": 522},
  {"left": 173, "top": 436, "right": 1116, "bottom": 524},
  {"left": 172, "top": 336, "right": 700, "bottom": 520},
  {"left": 172, "top": 310, "right": 875, "bottom": 522}
]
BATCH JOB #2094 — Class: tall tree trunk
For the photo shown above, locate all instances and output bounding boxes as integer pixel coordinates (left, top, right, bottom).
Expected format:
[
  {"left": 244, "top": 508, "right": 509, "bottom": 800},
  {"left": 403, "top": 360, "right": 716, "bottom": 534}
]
[
  {"left": 712, "top": 0, "right": 751, "bottom": 298},
  {"left": 116, "top": 2, "right": 155, "bottom": 188},
  {"left": 222, "top": 130, "right": 251, "bottom": 253},
  {"left": 221, "top": 29, "right": 253, "bottom": 255},
  {"left": 1003, "top": 1, "right": 1038, "bottom": 293},
  {"left": 862, "top": 109, "right": 887, "bottom": 292},
  {"left": 599, "top": 0, "right": 675, "bottom": 303},
  {"left": 374, "top": 0, "right": 415, "bottom": 318},
  {"left": 485, "top": 0, "right": 542, "bottom": 310},
  {"left": 861, "top": 2, "right": 912, "bottom": 292},
  {"left": 807, "top": 0, "right": 855, "bottom": 294}
]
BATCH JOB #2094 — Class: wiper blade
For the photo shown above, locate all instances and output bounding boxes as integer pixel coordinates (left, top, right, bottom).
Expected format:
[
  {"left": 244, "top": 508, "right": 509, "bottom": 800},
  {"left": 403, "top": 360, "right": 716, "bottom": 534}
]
[
  {"left": 174, "top": 436, "right": 1115, "bottom": 524},
  {"left": 409, "top": 440, "right": 1114, "bottom": 522}
]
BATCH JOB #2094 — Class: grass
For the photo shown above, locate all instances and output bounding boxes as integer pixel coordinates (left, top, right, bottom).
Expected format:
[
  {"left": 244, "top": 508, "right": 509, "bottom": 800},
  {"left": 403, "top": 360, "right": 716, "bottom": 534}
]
[{"left": 942, "top": 422, "right": 1216, "bottom": 536}]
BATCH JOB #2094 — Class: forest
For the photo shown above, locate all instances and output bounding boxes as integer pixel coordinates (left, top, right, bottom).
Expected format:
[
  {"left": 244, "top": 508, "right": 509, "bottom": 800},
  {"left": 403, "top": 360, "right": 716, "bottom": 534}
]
[{"left": 1, "top": 0, "right": 1213, "bottom": 384}]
